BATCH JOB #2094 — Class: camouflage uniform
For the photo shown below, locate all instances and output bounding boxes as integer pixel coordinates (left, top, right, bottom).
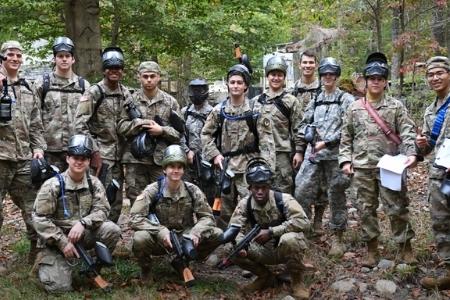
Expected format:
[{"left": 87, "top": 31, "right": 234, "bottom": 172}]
[
  {"left": 339, "top": 96, "right": 417, "bottom": 243},
  {"left": 0, "top": 77, "right": 46, "bottom": 245},
  {"left": 118, "top": 89, "right": 182, "bottom": 207},
  {"left": 419, "top": 90, "right": 450, "bottom": 265},
  {"left": 292, "top": 77, "right": 321, "bottom": 113},
  {"left": 75, "top": 80, "right": 131, "bottom": 222},
  {"left": 180, "top": 103, "right": 214, "bottom": 199},
  {"left": 130, "top": 180, "right": 222, "bottom": 268},
  {"left": 229, "top": 191, "right": 310, "bottom": 278},
  {"left": 295, "top": 88, "right": 354, "bottom": 230},
  {"left": 252, "top": 90, "right": 302, "bottom": 194},
  {"left": 34, "top": 72, "right": 90, "bottom": 171},
  {"left": 32, "top": 170, "right": 121, "bottom": 293},
  {"left": 201, "top": 98, "right": 274, "bottom": 227}
]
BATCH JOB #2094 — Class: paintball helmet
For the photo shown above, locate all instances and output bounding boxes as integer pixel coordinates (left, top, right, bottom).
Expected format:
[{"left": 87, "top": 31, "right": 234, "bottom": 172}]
[
  {"left": 130, "top": 132, "right": 155, "bottom": 159},
  {"left": 101, "top": 46, "right": 124, "bottom": 70},
  {"left": 188, "top": 78, "right": 209, "bottom": 105},
  {"left": 161, "top": 145, "right": 187, "bottom": 168},
  {"left": 52, "top": 36, "right": 75, "bottom": 55},
  {"left": 363, "top": 52, "right": 389, "bottom": 79},
  {"left": 265, "top": 56, "right": 288, "bottom": 76},
  {"left": 318, "top": 57, "right": 341, "bottom": 77},
  {"left": 245, "top": 157, "right": 273, "bottom": 185},
  {"left": 227, "top": 64, "right": 251, "bottom": 87},
  {"left": 67, "top": 134, "right": 93, "bottom": 158},
  {"left": 31, "top": 158, "right": 58, "bottom": 187}
]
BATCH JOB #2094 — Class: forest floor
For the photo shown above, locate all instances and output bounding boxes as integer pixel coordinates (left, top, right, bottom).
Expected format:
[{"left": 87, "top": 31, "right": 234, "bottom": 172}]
[{"left": 1, "top": 163, "right": 450, "bottom": 299}]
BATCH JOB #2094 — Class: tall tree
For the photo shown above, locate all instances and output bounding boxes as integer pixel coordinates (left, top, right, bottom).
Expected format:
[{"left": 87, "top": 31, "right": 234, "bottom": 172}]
[{"left": 431, "top": 0, "right": 449, "bottom": 55}]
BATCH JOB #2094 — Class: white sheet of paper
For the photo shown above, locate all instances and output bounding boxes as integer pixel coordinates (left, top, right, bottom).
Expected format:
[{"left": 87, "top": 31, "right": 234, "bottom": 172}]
[
  {"left": 435, "top": 138, "right": 450, "bottom": 169},
  {"left": 377, "top": 154, "right": 408, "bottom": 191}
]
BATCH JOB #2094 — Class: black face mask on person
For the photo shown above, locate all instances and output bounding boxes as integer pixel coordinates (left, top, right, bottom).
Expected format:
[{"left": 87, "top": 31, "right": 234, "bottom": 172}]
[{"left": 188, "top": 85, "right": 208, "bottom": 105}]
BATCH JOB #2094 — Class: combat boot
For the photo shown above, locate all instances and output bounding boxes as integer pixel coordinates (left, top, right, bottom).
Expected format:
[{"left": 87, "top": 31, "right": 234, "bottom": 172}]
[
  {"left": 421, "top": 266, "right": 450, "bottom": 290},
  {"left": 328, "top": 231, "right": 346, "bottom": 257},
  {"left": 28, "top": 240, "right": 38, "bottom": 264},
  {"left": 399, "top": 240, "right": 417, "bottom": 264},
  {"left": 313, "top": 205, "right": 326, "bottom": 236},
  {"left": 140, "top": 265, "right": 153, "bottom": 283},
  {"left": 241, "top": 267, "right": 276, "bottom": 293},
  {"left": 362, "top": 238, "right": 379, "bottom": 268},
  {"left": 290, "top": 271, "right": 310, "bottom": 300}
]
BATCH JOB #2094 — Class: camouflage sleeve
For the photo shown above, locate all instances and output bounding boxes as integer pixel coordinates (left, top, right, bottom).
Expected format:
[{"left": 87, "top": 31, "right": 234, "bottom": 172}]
[
  {"left": 160, "top": 97, "right": 182, "bottom": 143},
  {"left": 82, "top": 177, "right": 110, "bottom": 229},
  {"left": 289, "top": 95, "right": 303, "bottom": 150},
  {"left": 324, "top": 93, "right": 355, "bottom": 148},
  {"left": 338, "top": 104, "right": 354, "bottom": 167},
  {"left": 396, "top": 102, "right": 418, "bottom": 157},
  {"left": 129, "top": 184, "right": 169, "bottom": 240},
  {"left": 117, "top": 96, "right": 147, "bottom": 137},
  {"left": 418, "top": 106, "right": 434, "bottom": 157},
  {"left": 270, "top": 194, "right": 310, "bottom": 237},
  {"left": 32, "top": 77, "right": 44, "bottom": 103},
  {"left": 29, "top": 91, "right": 47, "bottom": 154},
  {"left": 74, "top": 87, "right": 99, "bottom": 152},
  {"left": 189, "top": 184, "right": 216, "bottom": 237},
  {"left": 180, "top": 106, "right": 190, "bottom": 153},
  {"left": 201, "top": 105, "right": 221, "bottom": 161},
  {"left": 32, "top": 179, "right": 69, "bottom": 251},
  {"left": 228, "top": 197, "right": 250, "bottom": 241},
  {"left": 295, "top": 99, "right": 316, "bottom": 153}
]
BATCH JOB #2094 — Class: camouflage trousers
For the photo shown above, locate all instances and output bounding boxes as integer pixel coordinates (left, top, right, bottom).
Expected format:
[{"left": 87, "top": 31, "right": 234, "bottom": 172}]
[
  {"left": 36, "top": 221, "right": 121, "bottom": 293},
  {"left": 295, "top": 159, "right": 350, "bottom": 231},
  {"left": 232, "top": 232, "right": 307, "bottom": 275},
  {"left": 353, "top": 168, "right": 415, "bottom": 243},
  {"left": 132, "top": 226, "right": 223, "bottom": 268},
  {"left": 274, "top": 152, "right": 294, "bottom": 194},
  {"left": 45, "top": 151, "right": 68, "bottom": 173},
  {"left": 428, "top": 177, "right": 450, "bottom": 265},
  {"left": 0, "top": 160, "right": 37, "bottom": 242},
  {"left": 125, "top": 163, "right": 163, "bottom": 207},
  {"left": 218, "top": 173, "right": 249, "bottom": 229},
  {"left": 101, "top": 159, "right": 124, "bottom": 224}
]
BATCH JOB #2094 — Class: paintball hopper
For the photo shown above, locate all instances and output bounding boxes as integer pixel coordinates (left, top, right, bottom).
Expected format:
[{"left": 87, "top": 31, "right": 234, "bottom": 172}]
[
  {"left": 95, "top": 241, "right": 113, "bottom": 267},
  {"left": 219, "top": 224, "right": 242, "bottom": 244},
  {"left": 304, "top": 125, "right": 316, "bottom": 143},
  {"left": 31, "top": 158, "right": 59, "bottom": 186},
  {"left": 182, "top": 235, "right": 198, "bottom": 260},
  {"left": 222, "top": 168, "right": 235, "bottom": 195},
  {"left": 200, "top": 160, "right": 213, "bottom": 182},
  {"left": 440, "top": 174, "right": 450, "bottom": 200}
]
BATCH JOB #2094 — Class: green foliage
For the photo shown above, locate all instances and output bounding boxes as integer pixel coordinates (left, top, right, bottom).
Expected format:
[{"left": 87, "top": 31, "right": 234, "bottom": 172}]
[{"left": 12, "top": 235, "right": 30, "bottom": 257}]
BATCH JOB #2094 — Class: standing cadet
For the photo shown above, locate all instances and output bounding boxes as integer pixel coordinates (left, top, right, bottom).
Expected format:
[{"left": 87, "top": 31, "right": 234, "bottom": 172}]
[
  {"left": 117, "top": 61, "right": 182, "bottom": 208},
  {"left": 129, "top": 145, "right": 222, "bottom": 282},
  {"left": 202, "top": 64, "right": 264, "bottom": 228},
  {"left": 0, "top": 41, "right": 47, "bottom": 263},
  {"left": 34, "top": 37, "right": 90, "bottom": 171},
  {"left": 75, "top": 47, "right": 130, "bottom": 223},
  {"left": 416, "top": 57, "right": 450, "bottom": 290},
  {"left": 339, "top": 52, "right": 418, "bottom": 267},
  {"left": 252, "top": 56, "right": 303, "bottom": 194},
  {"left": 180, "top": 78, "right": 214, "bottom": 201},
  {"left": 33, "top": 134, "right": 121, "bottom": 293},
  {"left": 292, "top": 50, "right": 321, "bottom": 113},
  {"left": 295, "top": 57, "right": 354, "bottom": 256},
  {"left": 229, "top": 158, "right": 310, "bottom": 299}
]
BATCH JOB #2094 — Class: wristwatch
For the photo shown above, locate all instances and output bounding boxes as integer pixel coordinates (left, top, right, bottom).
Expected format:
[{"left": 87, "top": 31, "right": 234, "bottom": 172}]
[{"left": 80, "top": 219, "right": 87, "bottom": 228}]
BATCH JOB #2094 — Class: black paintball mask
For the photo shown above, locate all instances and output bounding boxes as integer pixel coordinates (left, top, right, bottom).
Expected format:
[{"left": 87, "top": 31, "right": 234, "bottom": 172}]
[
  {"left": 188, "top": 78, "right": 209, "bottom": 105},
  {"left": 31, "top": 158, "right": 59, "bottom": 187},
  {"left": 245, "top": 157, "right": 273, "bottom": 186}
]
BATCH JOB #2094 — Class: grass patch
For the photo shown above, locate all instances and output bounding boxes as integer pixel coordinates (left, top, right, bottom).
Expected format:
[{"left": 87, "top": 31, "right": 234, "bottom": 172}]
[{"left": 11, "top": 235, "right": 30, "bottom": 257}]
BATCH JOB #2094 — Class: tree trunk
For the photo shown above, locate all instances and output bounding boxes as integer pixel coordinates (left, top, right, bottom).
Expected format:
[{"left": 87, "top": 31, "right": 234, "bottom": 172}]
[
  {"left": 431, "top": 1, "right": 448, "bottom": 56},
  {"left": 391, "top": 1, "right": 405, "bottom": 97},
  {"left": 64, "top": 0, "right": 102, "bottom": 81},
  {"left": 374, "top": 0, "right": 383, "bottom": 52},
  {"left": 110, "top": 0, "right": 121, "bottom": 46}
]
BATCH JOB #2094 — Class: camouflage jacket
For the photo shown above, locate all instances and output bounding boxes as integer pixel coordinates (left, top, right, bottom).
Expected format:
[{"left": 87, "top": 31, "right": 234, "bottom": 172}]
[
  {"left": 0, "top": 78, "right": 46, "bottom": 161},
  {"left": 180, "top": 103, "right": 213, "bottom": 154},
  {"left": 34, "top": 72, "right": 90, "bottom": 152},
  {"left": 129, "top": 179, "right": 216, "bottom": 241},
  {"left": 32, "top": 170, "right": 110, "bottom": 251},
  {"left": 252, "top": 90, "right": 302, "bottom": 153},
  {"left": 74, "top": 80, "right": 131, "bottom": 161},
  {"left": 419, "top": 91, "right": 450, "bottom": 180},
  {"left": 229, "top": 190, "right": 310, "bottom": 239},
  {"left": 201, "top": 98, "right": 261, "bottom": 174},
  {"left": 297, "top": 88, "right": 354, "bottom": 161},
  {"left": 292, "top": 77, "right": 321, "bottom": 113},
  {"left": 117, "top": 88, "right": 181, "bottom": 165},
  {"left": 339, "top": 95, "right": 418, "bottom": 169}
]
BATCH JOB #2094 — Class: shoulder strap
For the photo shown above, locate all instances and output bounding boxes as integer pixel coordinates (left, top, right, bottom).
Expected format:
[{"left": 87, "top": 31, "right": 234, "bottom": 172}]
[
  {"left": 430, "top": 95, "right": 450, "bottom": 147},
  {"left": 56, "top": 173, "right": 71, "bottom": 219},
  {"left": 149, "top": 176, "right": 165, "bottom": 213},
  {"left": 184, "top": 182, "right": 195, "bottom": 207},
  {"left": 273, "top": 191, "right": 286, "bottom": 221},
  {"left": 92, "top": 84, "right": 106, "bottom": 117},
  {"left": 79, "top": 76, "right": 85, "bottom": 94},
  {"left": 359, "top": 98, "right": 402, "bottom": 145},
  {"left": 41, "top": 73, "right": 51, "bottom": 107},
  {"left": 19, "top": 78, "right": 32, "bottom": 92},
  {"left": 246, "top": 195, "right": 257, "bottom": 228},
  {"left": 184, "top": 103, "right": 192, "bottom": 121}
]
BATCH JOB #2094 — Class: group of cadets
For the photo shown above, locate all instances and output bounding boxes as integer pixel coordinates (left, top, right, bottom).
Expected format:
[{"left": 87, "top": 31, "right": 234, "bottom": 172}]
[{"left": 0, "top": 35, "right": 450, "bottom": 298}]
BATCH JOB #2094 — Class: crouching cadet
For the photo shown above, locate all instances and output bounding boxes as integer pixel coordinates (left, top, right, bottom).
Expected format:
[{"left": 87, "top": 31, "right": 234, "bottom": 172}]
[{"left": 32, "top": 134, "right": 121, "bottom": 293}]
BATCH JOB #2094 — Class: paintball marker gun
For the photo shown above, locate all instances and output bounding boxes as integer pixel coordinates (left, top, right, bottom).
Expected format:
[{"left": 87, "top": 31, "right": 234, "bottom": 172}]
[
  {"left": 217, "top": 224, "right": 261, "bottom": 270},
  {"left": 170, "top": 230, "right": 196, "bottom": 287},
  {"left": 0, "top": 79, "right": 12, "bottom": 122},
  {"left": 304, "top": 124, "right": 318, "bottom": 164},
  {"left": 75, "top": 241, "right": 114, "bottom": 292},
  {"left": 106, "top": 179, "right": 120, "bottom": 206},
  {"left": 212, "top": 157, "right": 234, "bottom": 217}
]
